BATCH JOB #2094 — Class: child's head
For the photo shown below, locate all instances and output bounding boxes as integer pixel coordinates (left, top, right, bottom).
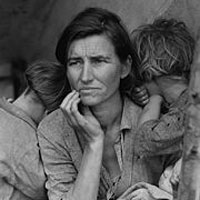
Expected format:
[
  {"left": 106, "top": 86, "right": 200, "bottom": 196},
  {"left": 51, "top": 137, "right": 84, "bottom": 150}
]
[
  {"left": 24, "top": 60, "right": 70, "bottom": 112},
  {"left": 131, "top": 18, "right": 195, "bottom": 82}
]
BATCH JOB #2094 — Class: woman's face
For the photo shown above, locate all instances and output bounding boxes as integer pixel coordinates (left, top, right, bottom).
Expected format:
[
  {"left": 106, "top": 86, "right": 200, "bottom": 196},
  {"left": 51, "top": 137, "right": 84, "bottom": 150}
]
[{"left": 66, "top": 34, "right": 130, "bottom": 106}]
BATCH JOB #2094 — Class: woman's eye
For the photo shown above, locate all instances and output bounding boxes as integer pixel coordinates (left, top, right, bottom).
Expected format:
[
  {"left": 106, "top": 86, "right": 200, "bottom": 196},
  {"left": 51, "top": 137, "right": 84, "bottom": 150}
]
[
  {"left": 93, "top": 59, "right": 106, "bottom": 64},
  {"left": 68, "top": 60, "right": 80, "bottom": 67}
]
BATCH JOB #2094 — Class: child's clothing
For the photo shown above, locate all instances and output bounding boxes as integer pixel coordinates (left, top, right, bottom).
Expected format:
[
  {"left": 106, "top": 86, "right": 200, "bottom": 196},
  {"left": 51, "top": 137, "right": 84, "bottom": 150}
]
[{"left": 134, "top": 89, "right": 188, "bottom": 156}]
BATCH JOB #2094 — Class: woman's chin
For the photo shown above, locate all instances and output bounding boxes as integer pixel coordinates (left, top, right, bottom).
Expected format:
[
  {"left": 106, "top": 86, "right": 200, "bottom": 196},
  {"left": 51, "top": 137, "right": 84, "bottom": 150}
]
[{"left": 80, "top": 97, "right": 101, "bottom": 107}]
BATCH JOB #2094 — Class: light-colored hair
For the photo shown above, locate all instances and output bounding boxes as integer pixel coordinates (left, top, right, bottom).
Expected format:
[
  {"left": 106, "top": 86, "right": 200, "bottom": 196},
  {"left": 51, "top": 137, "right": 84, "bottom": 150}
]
[{"left": 131, "top": 18, "right": 195, "bottom": 82}]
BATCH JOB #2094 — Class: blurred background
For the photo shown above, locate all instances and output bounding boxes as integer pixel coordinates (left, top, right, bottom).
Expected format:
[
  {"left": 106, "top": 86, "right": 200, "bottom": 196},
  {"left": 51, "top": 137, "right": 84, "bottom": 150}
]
[{"left": 0, "top": 0, "right": 200, "bottom": 99}]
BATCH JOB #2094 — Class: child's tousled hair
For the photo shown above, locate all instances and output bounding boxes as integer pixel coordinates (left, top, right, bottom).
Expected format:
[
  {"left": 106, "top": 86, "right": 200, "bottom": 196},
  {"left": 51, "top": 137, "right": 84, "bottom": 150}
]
[{"left": 131, "top": 18, "right": 195, "bottom": 82}]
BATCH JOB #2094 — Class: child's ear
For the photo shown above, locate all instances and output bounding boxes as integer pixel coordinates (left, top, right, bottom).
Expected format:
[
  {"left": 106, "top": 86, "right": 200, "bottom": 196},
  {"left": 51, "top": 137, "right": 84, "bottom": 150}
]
[{"left": 121, "top": 55, "right": 132, "bottom": 79}]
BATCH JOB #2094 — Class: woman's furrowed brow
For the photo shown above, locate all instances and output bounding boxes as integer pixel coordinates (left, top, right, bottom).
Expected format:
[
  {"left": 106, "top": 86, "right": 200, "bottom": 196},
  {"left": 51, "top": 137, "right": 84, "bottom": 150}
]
[
  {"left": 67, "top": 56, "right": 81, "bottom": 62},
  {"left": 90, "top": 55, "right": 111, "bottom": 60}
]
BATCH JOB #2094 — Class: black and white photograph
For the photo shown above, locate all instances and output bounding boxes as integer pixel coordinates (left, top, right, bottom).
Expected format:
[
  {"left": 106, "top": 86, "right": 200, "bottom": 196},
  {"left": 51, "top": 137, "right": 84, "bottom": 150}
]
[{"left": 0, "top": 1, "right": 200, "bottom": 199}]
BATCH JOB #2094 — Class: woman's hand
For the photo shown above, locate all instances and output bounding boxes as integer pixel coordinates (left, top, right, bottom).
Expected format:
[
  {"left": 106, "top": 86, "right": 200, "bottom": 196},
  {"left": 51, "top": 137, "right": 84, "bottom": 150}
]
[
  {"left": 170, "top": 158, "right": 182, "bottom": 189},
  {"left": 159, "top": 166, "right": 173, "bottom": 194},
  {"left": 60, "top": 90, "right": 104, "bottom": 144}
]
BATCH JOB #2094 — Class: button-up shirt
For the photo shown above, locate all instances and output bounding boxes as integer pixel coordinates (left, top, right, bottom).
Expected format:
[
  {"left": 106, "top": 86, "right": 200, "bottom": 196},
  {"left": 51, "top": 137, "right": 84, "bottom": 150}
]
[{"left": 38, "top": 96, "right": 181, "bottom": 200}]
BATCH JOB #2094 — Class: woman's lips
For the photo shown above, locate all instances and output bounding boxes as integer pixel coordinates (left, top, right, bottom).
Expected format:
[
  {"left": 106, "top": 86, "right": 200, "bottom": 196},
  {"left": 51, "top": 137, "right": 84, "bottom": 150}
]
[{"left": 79, "top": 88, "right": 99, "bottom": 94}]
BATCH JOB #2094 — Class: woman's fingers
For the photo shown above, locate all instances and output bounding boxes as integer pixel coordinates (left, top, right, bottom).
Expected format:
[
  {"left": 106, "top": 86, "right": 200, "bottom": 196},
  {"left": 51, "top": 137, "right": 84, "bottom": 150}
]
[
  {"left": 170, "top": 171, "right": 180, "bottom": 185},
  {"left": 61, "top": 91, "right": 79, "bottom": 112},
  {"left": 60, "top": 90, "right": 103, "bottom": 141},
  {"left": 70, "top": 96, "right": 83, "bottom": 124},
  {"left": 60, "top": 90, "right": 104, "bottom": 143},
  {"left": 60, "top": 90, "right": 80, "bottom": 126},
  {"left": 60, "top": 90, "right": 77, "bottom": 108},
  {"left": 170, "top": 158, "right": 182, "bottom": 186}
]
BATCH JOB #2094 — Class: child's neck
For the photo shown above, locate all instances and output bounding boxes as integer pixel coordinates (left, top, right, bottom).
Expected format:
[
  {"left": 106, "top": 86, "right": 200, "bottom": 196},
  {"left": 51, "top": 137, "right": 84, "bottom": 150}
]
[
  {"left": 13, "top": 92, "right": 45, "bottom": 125},
  {"left": 156, "top": 76, "right": 188, "bottom": 104}
]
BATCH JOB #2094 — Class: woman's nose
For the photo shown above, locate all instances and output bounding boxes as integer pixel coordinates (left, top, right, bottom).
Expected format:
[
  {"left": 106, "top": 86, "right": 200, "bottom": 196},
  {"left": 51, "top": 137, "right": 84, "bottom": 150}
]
[{"left": 80, "top": 61, "right": 93, "bottom": 83}]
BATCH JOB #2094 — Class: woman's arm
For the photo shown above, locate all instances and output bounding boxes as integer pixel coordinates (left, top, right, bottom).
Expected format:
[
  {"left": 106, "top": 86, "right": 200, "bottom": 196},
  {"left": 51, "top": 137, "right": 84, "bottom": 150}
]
[
  {"left": 38, "top": 91, "right": 105, "bottom": 200},
  {"left": 38, "top": 116, "right": 104, "bottom": 200},
  {"left": 72, "top": 138, "right": 104, "bottom": 200},
  {"left": 60, "top": 91, "right": 105, "bottom": 200}
]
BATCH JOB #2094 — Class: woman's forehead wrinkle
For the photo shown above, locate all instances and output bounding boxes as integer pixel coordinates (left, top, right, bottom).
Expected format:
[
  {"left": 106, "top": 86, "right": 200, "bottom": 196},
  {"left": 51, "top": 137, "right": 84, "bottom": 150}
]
[{"left": 69, "top": 36, "right": 114, "bottom": 58}]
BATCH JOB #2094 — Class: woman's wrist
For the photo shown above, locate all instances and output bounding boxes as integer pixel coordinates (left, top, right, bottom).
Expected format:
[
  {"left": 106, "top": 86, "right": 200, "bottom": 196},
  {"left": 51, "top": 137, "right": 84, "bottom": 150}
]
[{"left": 88, "top": 135, "right": 104, "bottom": 151}]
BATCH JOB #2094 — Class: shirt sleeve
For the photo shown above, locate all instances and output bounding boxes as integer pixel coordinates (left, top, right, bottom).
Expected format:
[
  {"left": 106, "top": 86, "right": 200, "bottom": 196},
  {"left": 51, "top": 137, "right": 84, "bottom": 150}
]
[
  {"left": 0, "top": 131, "right": 47, "bottom": 200},
  {"left": 0, "top": 146, "right": 13, "bottom": 196},
  {"left": 37, "top": 115, "right": 78, "bottom": 200},
  {"left": 135, "top": 107, "right": 185, "bottom": 156}
]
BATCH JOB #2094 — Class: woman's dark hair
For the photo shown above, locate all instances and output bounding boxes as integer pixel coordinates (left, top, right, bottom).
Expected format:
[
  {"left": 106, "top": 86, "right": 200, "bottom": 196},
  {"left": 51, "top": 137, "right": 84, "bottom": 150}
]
[
  {"left": 56, "top": 7, "right": 139, "bottom": 93},
  {"left": 25, "top": 60, "right": 70, "bottom": 112},
  {"left": 131, "top": 18, "right": 195, "bottom": 82}
]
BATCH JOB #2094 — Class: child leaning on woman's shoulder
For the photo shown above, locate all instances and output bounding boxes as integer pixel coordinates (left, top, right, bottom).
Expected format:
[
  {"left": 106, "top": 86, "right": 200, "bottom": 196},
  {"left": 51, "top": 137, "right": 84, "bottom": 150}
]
[{"left": 130, "top": 17, "right": 195, "bottom": 198}]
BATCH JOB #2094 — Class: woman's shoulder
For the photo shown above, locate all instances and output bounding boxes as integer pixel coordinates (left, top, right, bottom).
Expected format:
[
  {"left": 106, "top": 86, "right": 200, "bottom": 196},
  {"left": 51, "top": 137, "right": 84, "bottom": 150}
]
[
  {"left": 40, "top": 108, "right": 64, "bottom": 125},
  {"left": 122, "top": 96, "right": 143, "bottom": 126},
  {"left": 37, "top": 108, "right": 82, "bottom": 160},
  {"left": 124, "top": 96, "right": 143, "bottom": 113},
  {"left": 38, "top": 108, "right": 73, "bottom": 138}
]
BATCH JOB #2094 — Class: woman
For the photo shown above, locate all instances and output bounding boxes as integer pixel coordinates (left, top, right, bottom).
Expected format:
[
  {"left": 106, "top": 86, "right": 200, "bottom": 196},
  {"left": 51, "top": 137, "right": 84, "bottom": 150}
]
[
  {"left": 37, "top": 8, "right": 180, "bottom": 200},
  {"left": 0, "top": 60, "right": 68, "bottom": 200}
]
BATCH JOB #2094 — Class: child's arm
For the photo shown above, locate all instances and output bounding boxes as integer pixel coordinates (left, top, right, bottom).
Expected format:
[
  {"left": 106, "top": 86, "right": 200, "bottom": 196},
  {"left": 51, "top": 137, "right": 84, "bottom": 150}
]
[
  {"left": 137, "top": 80, "right": 163, "bottom": 127},
  {"left": 130, "top": 85, "right": 149, "bottom": 106},
  {"left": 138, "top": 94, "right": 163, "bottom": 127},
  {"left": 133, "top": 81, "right": 184, "bottom": 156}
]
